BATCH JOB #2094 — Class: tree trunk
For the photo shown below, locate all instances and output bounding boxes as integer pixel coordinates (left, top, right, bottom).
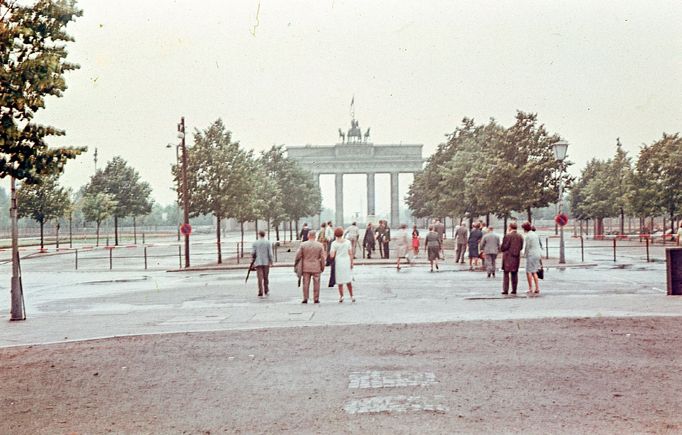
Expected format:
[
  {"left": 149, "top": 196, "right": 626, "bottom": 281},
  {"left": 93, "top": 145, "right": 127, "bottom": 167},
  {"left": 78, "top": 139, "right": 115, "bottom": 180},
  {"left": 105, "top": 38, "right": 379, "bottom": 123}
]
[
  {"left": 216, "top": 215, "right": 222, "bottom": 264},
  {"left": 114, "top": 215, "right": 119, "bottom": 245},
  {"left": 133, "top": 216, "right": 137, "bottom": 244},
  {"left": 275, "top": 221, "right": 280, "bottom": 241},
  {"left": 69, "top": 212, "right": 73, "bottom": 249},
  {"left": 671, "top": 209, "right": 676, "bottom": 235},
  {"left": 503, "top": 215, "right": 508, "bottom": 232},
  {"left": 650, "top": 217, "right": 654, "bottom": 233},
  {"left": 620, "top": 208, "right": 625, "bottom": 235},
  {"left": 267, "top": 218, "right": 271, "bottom": 239},
  {"left": 526, "top": 207, "right": 532, "bottom": 222},
  {"left": 240, "top": 221, "right": 245, "bottom": 257},
  {"left": 40, "top": 220, "right": 44, "bottom": 250},
  {"left": 468, "top": 216, "right": 473, "bottom": 229},
  {"left": 289, "top": 220, "right": 293, "bottom": 241},
  {"left": 55, "top": 222, "right": 60, "bottom": 250},
  {"left": 96, "top": 222, "right": 100, "bottom": 246},
  {"left": 295, "top": 220, "right": 300, "bottom": 240},
  {"left": 485, "top": 213, "right": 490, "bottom": 227},
  {"left": 255, "top": 220, "right": 259, "bottom": 239}
]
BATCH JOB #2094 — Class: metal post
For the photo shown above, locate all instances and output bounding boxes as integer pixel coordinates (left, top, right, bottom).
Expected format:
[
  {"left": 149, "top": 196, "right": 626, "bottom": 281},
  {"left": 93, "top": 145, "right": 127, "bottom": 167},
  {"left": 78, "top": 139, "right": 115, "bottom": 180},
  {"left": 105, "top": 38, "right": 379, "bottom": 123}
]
[
  {"left": 646, "top": 237, "right": 650, "bottom": 262},
  {"left": 545, "top": 238, "right": 549, "bottom": 260},
  {"left": 179, "top": 116, "right": 191, "bottom": 268},
  {"left": 178, "top": 245, "right": 182, "bottom": 269},
  {"left": 613, "top": 238, "right": 616, "bottom": 262},
  {"left": 75, "top": 249, "right": 78, "bottom": 270},
  {"left": 580, "top": 236, "right": 584, "bottom": 262},
  {"left": 142, "top": 232, "right": 145, "bottom": 244},
  {"left": 144, "top": 246, "right": 148, "bottom": 270},
  {"left": 236, "top": 242, "right": 240, "bottom": 264},
  {"left": 10, "top": 176, "right": 25, "bottom": 321},
  {"left": 558, "top": 177, "right": 566, "bottom": 264},
  {"left": 109, "top": 248, "right": 113, "bottom": 270}
]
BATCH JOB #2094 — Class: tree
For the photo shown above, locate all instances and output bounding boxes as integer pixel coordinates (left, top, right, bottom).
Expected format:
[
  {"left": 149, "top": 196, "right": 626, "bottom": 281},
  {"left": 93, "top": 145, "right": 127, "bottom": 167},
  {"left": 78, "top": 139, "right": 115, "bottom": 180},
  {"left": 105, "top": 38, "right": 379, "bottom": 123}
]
[
  {"left": 16, "top": 174, "right": 70, "bottom": 250},
  {"left": 81, "top": 192, "right": 117, "bottom": 246},
  {"left": 1, "top": 0, "right": 85, "bottom": 319},
  {"left": 608, "top": 139, "right": 634, "bottom": 234},
  {"left": 84, "top": 156, "right": 153, "bottom": 245},
  {"left": 182, "top": 119, "right": 255, "bottom": 263}
]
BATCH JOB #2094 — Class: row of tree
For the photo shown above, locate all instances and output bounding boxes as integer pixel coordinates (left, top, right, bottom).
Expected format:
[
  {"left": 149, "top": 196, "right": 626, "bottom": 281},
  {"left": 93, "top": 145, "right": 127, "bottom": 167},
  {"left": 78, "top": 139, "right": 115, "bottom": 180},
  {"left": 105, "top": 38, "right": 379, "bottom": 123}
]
[
  {"left": 15, "top": 156, "right": 153, "bottom": 248},
  {"left": 406, "top": 112, "right": 571, "bottom": 227},
  {"left": 571, "top": 135, "right": 682, "bottom": 235},
  {"left": 177, "top": 119, "right": 321, "bottom": 263}
]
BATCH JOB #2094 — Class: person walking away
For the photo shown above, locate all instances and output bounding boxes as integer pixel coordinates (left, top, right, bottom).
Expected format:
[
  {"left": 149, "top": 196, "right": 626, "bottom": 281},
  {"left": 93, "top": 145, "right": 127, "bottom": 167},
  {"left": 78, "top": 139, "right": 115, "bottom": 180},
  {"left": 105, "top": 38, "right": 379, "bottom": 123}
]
[
  {"left": 295, "top": 231, "right": 326, "bottom": 304},
  {"left": 330, "top": 227, "right": 354, "bottom": 302},
  {"left": 394, "top": 223, "right": 410, "bottom": 270},
  {"left": 424, "top": 225, "right": 441, "bottom": 272},
  {"left": 251, "top": 230, "right": 273, "bottom": 297},
  {"left": 382, "top": 223, "right": 391, "bottom": 259},
  {"left": 299, "top": 223, "right": 310, "bottom": 241},
  {"left": 468, "top": 223, "right": 484, "bottom": 270},
  {"left": 411, "top": 225, "right": 420, "bottom": 257},
  {"left": 523, "top": 222, "right": 542, "bottom": 294},
  {"left": 375, "top": 220, "right": 386, "bottom": 258},
  {"left": 434, "top": 218, "right": 445, "bottom": 259},
  {"left": 480, "top": 226, "right": 501, "bottom": 278},
  {"left": 344, "top": 222, "right": 360, "bottom": 259},
  {"left": 325, "top": 221, "right": 334, "bottom": 253},
  {"left": 318, "top": 223, "right": 327, "bottom": 247},
  {"left": 500, "top": 223, "right": 524, "bottom": 295},
  {"left": 363, "top": 223, "right": 375, "bottom": 259},
  {"left": 454, "top": 222, "right": 468, "bottom": 264}
]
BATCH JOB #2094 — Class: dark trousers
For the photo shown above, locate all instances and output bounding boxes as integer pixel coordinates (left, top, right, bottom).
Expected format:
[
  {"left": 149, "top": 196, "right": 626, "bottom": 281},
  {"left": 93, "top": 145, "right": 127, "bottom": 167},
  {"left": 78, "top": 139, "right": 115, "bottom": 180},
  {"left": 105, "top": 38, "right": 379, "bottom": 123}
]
[
  {"left": 503, "top": 270, "right": 518, "bottom": 293},
  {"left": 382, "top": 242, "right": 389, "bottom": 259},
  {"left": 256, "top": 265, "right": 270, "bottom": 295}
]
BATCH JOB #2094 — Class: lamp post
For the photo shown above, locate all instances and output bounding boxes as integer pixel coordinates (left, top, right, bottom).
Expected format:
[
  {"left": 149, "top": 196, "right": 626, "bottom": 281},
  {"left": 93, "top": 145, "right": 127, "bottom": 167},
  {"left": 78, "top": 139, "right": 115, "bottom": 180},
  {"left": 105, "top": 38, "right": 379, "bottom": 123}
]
[
  {"left": 553, "top": 140, "right": 569, "bottom": 264},
  {"left": 177, "top": 117, "right": 190, "bottom": 268},
  {"left": 166, "top": 142, "right": 181, "bottom": 242}
]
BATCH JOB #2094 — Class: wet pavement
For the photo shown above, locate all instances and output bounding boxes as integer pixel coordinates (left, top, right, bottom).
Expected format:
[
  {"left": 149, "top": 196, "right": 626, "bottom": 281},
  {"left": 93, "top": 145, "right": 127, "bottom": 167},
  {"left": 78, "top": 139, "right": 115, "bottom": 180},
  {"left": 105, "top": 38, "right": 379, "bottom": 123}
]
[{"left": 1, "top": 238, "right": 680, "bottom": 347}]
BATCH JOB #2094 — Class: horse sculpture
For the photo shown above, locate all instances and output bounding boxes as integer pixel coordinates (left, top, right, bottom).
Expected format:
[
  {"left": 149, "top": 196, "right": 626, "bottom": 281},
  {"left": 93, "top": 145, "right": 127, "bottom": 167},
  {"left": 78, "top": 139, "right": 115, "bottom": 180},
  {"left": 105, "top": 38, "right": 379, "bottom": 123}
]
[{"left": 338, "top": 128, "right": 346, "bottom": 143}]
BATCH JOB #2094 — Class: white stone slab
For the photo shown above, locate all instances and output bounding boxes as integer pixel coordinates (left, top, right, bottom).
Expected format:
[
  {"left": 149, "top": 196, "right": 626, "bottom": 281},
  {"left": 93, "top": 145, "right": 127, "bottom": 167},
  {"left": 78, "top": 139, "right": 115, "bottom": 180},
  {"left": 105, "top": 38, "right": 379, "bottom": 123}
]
[
  {"left": 348, "top": 370, "right": 437, "bottom": 389},
  {"left": 344, "top": 395, "right": 448, "bottom": 414}
]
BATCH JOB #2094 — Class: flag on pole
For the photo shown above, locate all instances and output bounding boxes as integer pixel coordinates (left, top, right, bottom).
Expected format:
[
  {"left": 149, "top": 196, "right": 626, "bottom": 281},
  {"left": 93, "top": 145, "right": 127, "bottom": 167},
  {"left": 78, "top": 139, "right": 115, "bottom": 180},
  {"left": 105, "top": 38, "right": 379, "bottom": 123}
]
[{"left": 350, "top": 95, "right": 355, "bottom": 118}]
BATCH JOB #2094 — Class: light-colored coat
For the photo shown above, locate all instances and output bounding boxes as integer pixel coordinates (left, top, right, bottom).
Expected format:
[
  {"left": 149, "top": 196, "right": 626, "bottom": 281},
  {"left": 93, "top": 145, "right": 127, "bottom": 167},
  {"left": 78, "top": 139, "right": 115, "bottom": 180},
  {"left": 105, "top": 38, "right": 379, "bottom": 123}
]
[
  {"left": 480, "top": 231, "right": 501, "bottom": 255},
  {"left": 295, "top": 240, "right": 326, "bottom": 274},
  {"left": 251, "top": 239, "right": 273, "bottom": 266},
  {"left": 524, "top": 231, "right": 543, "bottom": 258}
]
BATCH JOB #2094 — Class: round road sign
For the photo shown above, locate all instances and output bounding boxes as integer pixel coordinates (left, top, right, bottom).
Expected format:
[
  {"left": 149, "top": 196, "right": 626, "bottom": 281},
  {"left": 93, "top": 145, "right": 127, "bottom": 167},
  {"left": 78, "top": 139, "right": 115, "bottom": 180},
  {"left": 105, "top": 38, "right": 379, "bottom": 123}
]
[{"left": 180, "top": 223, "right": 192, "bottom": 236}]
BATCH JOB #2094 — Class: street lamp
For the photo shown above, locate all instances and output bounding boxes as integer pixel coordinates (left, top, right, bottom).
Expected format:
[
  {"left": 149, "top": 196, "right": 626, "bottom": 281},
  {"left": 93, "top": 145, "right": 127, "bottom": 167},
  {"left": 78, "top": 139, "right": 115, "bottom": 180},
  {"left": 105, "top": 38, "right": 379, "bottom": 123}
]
[
  {"left": 166, "top": 143, "right": 181, "bottom": 241},
  {"left": 553, "top": 140, "right": 569, "bottom": 264}
]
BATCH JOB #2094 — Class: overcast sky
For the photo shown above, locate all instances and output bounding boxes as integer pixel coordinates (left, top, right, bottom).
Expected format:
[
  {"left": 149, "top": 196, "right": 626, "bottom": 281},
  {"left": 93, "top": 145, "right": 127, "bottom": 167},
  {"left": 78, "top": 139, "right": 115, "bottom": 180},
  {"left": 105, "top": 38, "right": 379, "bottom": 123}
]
[{"left": 24, "top": 0, "right": 682, "bottom": 212}]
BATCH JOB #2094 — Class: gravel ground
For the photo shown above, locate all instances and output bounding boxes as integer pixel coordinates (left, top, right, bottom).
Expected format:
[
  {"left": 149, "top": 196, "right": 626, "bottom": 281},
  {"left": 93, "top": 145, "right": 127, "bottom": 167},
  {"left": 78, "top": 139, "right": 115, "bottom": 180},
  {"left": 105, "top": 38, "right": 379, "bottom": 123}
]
[{"left": 2, "top": 317, "right": 681, "bottom": 434}]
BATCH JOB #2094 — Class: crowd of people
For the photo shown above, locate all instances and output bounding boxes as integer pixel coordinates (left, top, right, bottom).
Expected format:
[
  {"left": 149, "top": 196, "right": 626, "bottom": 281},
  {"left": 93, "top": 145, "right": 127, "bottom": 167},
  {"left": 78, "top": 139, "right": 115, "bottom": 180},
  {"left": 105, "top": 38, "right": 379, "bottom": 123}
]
[{"left": 250, "top": 219, "right": 549, "bottom": 303}]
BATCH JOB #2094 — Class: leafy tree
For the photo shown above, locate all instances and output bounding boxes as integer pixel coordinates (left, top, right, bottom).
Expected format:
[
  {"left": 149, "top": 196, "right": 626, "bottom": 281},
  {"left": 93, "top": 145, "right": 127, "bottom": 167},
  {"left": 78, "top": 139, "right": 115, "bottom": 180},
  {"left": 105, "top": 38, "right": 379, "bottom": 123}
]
[
  {"left": 16, "top": 174, "right": 70, "bottom": 249},
  {"left": 84, "top": 156, "right": 153, "bottom": 245},
  {"left": 631, "top": 133, "right": 682, "bottom": 234},
  {"left": 609, "top": 140, "right": 634, "bottom": 234},
  {"left": 182, "top": 119, "right": 256, "bottom": 263},
  {"left": 81, "top": 192, "right": 117, "bottom": 246}
]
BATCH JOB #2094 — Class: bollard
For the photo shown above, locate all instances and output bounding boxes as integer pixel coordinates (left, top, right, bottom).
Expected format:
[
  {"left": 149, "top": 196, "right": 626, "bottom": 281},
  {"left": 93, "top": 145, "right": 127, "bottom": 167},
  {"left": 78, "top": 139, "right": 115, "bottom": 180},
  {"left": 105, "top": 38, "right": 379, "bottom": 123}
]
[
  {"left": 178, "top": 245, "right": 182, "bottom": 269},
  {"left": 75, "top": 249, "right": 78, "bottom": 270},
  {"left": 144, "top": 246, "right": 148, "bottom": 270},
  {"left": 646, "top": 237, "right": 650, "bottom": 262},
  {"left": 545, "top": 238, "right": 549, "bottom": 260},
  {"left": 109, "top": 248, "right": 113, "bottom": 270},
  {"left": 580, "top": 236, "right": 584, "bottom": 262},
  {"left": 613, "top": 238, "right": 617, "bottom": 262}
]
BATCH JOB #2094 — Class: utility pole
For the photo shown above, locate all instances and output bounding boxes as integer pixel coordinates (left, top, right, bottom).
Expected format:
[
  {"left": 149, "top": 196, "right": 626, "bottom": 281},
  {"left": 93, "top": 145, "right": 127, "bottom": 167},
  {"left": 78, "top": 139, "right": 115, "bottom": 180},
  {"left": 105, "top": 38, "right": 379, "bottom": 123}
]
[
  {"left": 179, "top": 117, "right": 190, "bottom": 268},
  {"left": 10, "top": 177, "right": 25, "bottom": 321}
]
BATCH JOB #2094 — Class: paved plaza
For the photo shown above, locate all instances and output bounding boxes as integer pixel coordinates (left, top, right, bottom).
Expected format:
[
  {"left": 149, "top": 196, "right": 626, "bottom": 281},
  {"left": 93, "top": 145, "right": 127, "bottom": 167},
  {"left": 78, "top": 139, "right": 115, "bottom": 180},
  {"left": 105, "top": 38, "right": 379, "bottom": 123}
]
[{"left": 1, "top": 233, "right": 681, "bottom": 433}]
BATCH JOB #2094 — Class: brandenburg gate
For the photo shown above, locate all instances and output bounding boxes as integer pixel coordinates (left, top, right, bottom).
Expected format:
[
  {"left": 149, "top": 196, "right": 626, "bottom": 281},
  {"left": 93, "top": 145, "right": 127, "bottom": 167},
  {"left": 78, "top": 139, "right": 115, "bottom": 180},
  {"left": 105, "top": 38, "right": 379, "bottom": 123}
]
[{"left": 287, "top": 117, "right": 423, "bottom": 227}]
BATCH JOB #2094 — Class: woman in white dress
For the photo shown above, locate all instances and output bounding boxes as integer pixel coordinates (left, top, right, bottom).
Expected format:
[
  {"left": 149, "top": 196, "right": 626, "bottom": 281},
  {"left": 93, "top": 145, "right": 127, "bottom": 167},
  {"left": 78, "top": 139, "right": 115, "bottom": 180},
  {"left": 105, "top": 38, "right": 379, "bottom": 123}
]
[
  {"left": 522, "top": 221, "right": 542, "bottom": 294},
  {"left": 330, "top": 227, "right": 355, "bottom": 303}
]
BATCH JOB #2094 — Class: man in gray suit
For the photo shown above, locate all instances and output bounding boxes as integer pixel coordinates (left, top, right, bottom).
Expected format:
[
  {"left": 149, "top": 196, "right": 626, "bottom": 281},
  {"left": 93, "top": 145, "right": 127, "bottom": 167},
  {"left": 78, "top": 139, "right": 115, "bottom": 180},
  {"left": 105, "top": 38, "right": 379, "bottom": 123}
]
[
  {"left": 251, "top": 230, "right": 273, "bottom": 297},
  {"left": 480, "top": 226, "right": 501, "bottom": 278},
  {"left": 454, "top": 223, "right": 468, "bottom": 264},
  {"left": 295, "top": 231, "right": 326, "bottom": 304}
]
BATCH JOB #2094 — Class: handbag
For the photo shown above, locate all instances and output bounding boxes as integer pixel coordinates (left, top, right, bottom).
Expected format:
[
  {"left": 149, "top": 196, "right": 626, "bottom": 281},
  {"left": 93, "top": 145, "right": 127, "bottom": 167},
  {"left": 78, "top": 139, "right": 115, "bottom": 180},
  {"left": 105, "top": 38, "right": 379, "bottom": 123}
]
[{"left": 537, "top": 262, "right": 545, "bottom": 280}]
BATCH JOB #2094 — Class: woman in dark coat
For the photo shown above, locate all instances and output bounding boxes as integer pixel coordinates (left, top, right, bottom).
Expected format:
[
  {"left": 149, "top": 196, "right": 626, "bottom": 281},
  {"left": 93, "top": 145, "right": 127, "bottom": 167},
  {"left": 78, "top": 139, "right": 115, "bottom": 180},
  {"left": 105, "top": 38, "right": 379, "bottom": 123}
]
[
  {"left": 363, "top": 223, "right": 376, "bottom": 259},
  {"left": 467, "top": 222, "right": 483, "bottom": 270}
]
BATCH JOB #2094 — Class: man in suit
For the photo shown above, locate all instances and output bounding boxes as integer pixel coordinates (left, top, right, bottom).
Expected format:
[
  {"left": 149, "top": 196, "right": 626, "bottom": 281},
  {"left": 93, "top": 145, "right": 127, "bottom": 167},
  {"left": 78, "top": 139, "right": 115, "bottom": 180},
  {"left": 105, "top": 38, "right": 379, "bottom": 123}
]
[
  {"left": 299, "top": 223, "right": 310, "bottom": 241},
  {"left": 295, "top": 231, "right": 326, "bottom": 304},
  {"left": 480, "top": 226, "right": 501, "bottom": 278},
  {"left": 500, "top": 222, "right": 524, "bottom": 295},
  {"left": 454, "top": 222, "right": 468, "bottom": 263},
  {"left": 251, "top": 230, "right": 273, "bottom": 297},
  {"left": 434, "top": 218, "right": 445, "bottom": 259}
]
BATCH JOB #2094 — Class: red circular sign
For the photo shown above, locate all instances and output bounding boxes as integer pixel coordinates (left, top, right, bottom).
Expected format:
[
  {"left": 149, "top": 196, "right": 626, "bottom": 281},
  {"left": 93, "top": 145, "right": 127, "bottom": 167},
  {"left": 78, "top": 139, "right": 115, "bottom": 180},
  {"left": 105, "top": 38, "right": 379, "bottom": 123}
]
[
  {"left": 180, "top": 223, "right": 192, "bottom": 235},
  {"left": 555, "top": 213, "right": 569, "bottom": 227}
]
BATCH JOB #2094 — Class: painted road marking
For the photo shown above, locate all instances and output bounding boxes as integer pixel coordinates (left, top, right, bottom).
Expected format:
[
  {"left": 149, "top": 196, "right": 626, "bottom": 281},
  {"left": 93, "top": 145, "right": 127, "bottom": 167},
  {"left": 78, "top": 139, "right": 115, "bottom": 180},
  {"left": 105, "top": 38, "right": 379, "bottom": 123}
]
[
  {"left": 344, "top": 395, "right": 448, "bottom": 414},
  {"left": 348, "top": 371, "right": 437, "bottom": 389}
]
